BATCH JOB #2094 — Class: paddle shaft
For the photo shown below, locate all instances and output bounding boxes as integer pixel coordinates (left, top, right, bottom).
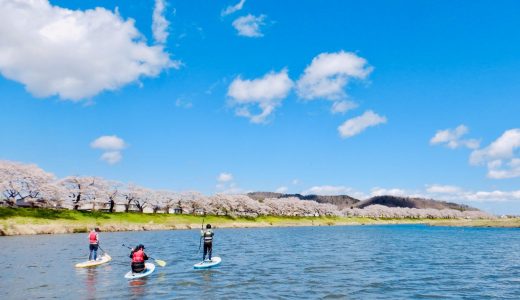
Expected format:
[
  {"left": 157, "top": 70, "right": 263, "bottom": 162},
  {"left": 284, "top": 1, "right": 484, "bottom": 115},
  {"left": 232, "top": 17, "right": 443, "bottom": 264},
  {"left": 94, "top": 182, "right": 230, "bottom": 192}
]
[
  {"left": 197, "top": 217, "right": 205, "bottom": 253},
  {"left": 122, "top": 244, "right": 161, "bottom": 262}
]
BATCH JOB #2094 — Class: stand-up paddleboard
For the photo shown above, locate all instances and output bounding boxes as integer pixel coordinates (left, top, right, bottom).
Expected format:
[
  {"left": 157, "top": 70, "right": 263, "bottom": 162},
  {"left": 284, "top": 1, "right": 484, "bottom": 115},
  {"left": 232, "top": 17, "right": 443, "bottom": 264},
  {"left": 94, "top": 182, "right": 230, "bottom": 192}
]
[
  {"left": 194, "top": 257, "right": 222, "bottom": 269},
  {"left": 75, "top": 254, "right": 112, "bottom": 268},
  {"left": 124, "top": 263, "right": 155, "bottom": 279}
]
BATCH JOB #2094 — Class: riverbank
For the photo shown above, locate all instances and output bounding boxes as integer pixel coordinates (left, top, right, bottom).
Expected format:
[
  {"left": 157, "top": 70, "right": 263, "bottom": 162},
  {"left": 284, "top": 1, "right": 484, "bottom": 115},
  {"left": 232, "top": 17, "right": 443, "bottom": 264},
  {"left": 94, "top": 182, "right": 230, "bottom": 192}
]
[{"left": 0, "top": 207, "right": 513, "bottom": 236}]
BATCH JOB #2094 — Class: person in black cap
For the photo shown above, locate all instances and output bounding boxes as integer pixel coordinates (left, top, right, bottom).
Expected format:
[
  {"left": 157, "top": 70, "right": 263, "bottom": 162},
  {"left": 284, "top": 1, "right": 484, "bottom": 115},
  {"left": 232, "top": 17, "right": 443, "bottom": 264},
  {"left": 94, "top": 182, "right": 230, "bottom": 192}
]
[
  {"left": 201, "top": 224, "right": 214, "bottom": 261},
  {"left": 129, "top": 244, "right": 149, "bottom": 273}
]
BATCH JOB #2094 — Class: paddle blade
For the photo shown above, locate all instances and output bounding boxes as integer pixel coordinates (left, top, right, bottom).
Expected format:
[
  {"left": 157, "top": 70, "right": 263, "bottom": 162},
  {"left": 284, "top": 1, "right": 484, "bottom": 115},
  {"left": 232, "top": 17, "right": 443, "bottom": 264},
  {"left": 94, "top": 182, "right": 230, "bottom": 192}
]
[{"left": 155, "top": 259, "right": 166, "bottom": 267}]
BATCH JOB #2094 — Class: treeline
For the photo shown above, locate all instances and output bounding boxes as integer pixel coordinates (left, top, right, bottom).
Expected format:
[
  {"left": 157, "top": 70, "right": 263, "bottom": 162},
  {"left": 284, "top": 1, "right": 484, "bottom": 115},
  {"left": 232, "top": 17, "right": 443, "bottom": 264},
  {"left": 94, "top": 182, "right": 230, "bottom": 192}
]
[{"left": 0, "top": 160, "right": 492, "bottom": 219}]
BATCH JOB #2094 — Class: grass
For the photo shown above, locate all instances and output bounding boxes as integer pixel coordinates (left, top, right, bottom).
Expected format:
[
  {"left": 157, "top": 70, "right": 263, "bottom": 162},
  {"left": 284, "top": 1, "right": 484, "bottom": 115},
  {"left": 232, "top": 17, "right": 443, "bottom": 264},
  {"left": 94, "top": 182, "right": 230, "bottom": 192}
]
[{"left": 0, "top": 207, "right": 517, "bottom": 236}]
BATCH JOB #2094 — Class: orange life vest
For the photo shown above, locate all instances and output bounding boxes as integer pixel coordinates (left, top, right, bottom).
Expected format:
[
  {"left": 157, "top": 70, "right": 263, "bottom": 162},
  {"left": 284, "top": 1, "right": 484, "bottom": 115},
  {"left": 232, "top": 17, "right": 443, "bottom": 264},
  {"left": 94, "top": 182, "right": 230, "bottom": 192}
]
[
  {"left": 132, "top": 249, "right": 145, "bottom": 263},
  {"left": 88, "top": 231, "right": 98, "bottom": 244}
]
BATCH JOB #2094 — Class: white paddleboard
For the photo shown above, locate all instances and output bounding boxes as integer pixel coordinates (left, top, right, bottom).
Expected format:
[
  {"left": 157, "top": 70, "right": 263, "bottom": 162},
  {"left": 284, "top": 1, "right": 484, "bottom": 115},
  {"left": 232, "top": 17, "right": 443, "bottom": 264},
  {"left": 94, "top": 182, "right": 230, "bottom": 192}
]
[
  {"left": 194, "top": 256, "right": 222, "bottom": 269},
  {"left": 75, "top": 254, "right": 112, "bottom": 268},
  {"left": 124, "top": 263, "right": 155, "bottom": 279}
]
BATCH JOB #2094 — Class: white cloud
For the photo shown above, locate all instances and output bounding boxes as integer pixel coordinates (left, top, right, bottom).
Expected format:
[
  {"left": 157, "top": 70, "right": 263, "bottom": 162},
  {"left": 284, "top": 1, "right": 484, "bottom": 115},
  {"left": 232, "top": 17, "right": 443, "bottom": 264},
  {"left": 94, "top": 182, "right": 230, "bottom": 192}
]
[
  {"left": 486, "top": 159, "right": 520, "bottom": 179},
  {"left": 302, "top": 185, "right": 353, "bottom": 196},
  {"left": 215, "top": 172, "right": 246, "bottom": 194},
  {"left": 430, "top": 125, "right": 480, "bottom": 149},
  {"left": 232, "top": 14, "right": 266, "bottom": 37},
  {"left": 338, "top": 110, "right": 387, "bottom": 138},
  {"left": 426, "top": 184, "right": 462, "bottom": 194},
  {"left": 227, "top": 69, "right": 293, "bottom": 123},
  {"left": 221, "top": 0, "right": 246, "bottom": 16},
  {"left": 463, "top": 190, "right": 520, "bottom": 202},
  {"left": 296, "top": 51, "right": 373, "bottom": 102},
  {"left": 292, "top": 179, "right": 300, "bottom": 185},
  {"left": 90, "top": 135, "right": 126, "bottom": 150},
  {"left": 91, "top": 135, "right": 126, "bottom": 165},
  {"left": 175, "top": 97, "right": 192, "bottom": 109},
  {"left": 152, "top": 0, "right": 169, "bottom": 44},
  {"left": 470, "top": 129, "right": 520, "bottom": 179},
  {"left": 217, "top": 172, "right": 233, "bottom": 183},
  {"left": 331, "top": 100, "right": 357, "bottom": 114},
  {"left": 424, "top": 184, "right": 520, "bottom": 203},
  {"left": 0, "top": 0, "right": 176, "bottom": 100},
  {"left": 275, "top": 186, "right": 288, "bottom": 193},
  {"left": 299, "top": 183, "right": 520, "bottom": 205},
  {"left": 370, "top": 187, "right": 408, "bottom": 197},
  {"left": 100, "top": 151, "right": 122, "bottom": 165}
]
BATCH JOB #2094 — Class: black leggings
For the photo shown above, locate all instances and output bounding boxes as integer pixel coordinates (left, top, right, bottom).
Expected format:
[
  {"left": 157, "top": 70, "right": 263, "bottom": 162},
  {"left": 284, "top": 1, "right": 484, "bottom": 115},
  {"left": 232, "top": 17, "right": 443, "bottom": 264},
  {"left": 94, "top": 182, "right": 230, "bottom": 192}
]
[
  {"left": 203, "top": 242, "right": 212, "bottom": 260},
  {"left": 131, "top": 262, "right": 145, "bottom": 273}
]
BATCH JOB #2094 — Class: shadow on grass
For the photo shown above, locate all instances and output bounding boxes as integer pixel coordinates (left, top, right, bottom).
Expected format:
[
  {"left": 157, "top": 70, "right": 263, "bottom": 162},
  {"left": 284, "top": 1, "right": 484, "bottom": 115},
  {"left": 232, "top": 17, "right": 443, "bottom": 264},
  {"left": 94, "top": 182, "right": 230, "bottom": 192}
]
[
  {"left": 0, "top": 207, "right": 116, "bottom": 220},
  {"left": 0, "top": 207, "right": 78, "bottom": 220}
]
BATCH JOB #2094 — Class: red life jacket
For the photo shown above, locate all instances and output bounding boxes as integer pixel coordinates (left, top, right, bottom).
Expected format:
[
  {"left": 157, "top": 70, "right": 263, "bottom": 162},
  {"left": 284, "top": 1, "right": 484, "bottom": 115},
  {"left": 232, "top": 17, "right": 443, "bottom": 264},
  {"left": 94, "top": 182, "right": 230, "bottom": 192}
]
[
  {"left": 132, "top": 249, "right": 145, "bottom": 263},
  {"left": 88, "top": 231, "right": 98, "bottom": 244}
]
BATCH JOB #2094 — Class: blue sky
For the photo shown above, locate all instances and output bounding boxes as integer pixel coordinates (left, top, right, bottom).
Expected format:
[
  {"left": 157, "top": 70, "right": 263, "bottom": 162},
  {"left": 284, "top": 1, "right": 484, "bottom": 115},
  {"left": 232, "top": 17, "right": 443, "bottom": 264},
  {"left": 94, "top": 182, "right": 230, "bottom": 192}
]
[{"left": 1, "top": 0, "right": 520, "bottom": 213}]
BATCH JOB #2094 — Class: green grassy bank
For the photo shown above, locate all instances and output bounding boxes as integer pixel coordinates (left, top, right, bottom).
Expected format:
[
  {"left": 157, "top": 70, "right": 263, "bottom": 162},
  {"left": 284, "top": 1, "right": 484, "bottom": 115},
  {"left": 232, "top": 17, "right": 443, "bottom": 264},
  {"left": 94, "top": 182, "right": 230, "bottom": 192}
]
[{"left": 0, "top": 207, "right": 515, "bottom": 236}]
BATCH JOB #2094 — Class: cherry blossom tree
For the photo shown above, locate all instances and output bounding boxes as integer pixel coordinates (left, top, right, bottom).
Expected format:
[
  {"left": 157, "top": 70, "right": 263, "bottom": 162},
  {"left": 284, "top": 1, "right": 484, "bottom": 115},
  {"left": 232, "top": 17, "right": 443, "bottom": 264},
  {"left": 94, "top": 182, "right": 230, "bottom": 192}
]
[
  {"left": 0, "top": 160, "right": 56, "bottom": 206},
  {"left": 58, "top": 176, "right": 101, "bottom": 210}
]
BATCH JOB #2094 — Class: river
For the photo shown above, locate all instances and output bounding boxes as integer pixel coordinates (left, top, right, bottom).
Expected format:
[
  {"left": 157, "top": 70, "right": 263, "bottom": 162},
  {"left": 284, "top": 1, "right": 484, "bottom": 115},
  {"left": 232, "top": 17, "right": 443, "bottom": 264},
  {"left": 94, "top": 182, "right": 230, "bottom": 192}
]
[{"left": 2, "top": 225, "right": 520, "bottom": 299}]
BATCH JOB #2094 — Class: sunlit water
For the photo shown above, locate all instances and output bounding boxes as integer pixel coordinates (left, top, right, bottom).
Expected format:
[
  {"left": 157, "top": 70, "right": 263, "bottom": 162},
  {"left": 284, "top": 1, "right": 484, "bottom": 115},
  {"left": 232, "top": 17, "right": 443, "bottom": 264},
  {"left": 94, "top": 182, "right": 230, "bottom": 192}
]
[{"left": 2, "top": 225, "right": 520, "bottom": 299}]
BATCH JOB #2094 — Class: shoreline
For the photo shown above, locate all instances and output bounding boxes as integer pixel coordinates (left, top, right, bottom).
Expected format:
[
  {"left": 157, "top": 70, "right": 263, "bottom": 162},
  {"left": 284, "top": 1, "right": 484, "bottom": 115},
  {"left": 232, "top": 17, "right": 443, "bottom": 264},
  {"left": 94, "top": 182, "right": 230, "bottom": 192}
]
[{"left": 1, "top": 208, "right": 518, "bottom": 236}]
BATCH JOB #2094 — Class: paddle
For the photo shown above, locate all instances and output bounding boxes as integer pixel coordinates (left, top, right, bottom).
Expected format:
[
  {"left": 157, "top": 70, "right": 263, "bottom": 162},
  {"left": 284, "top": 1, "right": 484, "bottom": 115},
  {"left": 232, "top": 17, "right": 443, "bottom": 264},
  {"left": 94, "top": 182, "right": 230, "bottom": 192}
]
[
  {"left": 197, "top": 217, "right": 205, "bottom": 254},
  {"left": 97, "top": 244, "right": 107, "bottom": 256},
  {"left": 122, "top": 244, "right": 167, "bottom": 267}
]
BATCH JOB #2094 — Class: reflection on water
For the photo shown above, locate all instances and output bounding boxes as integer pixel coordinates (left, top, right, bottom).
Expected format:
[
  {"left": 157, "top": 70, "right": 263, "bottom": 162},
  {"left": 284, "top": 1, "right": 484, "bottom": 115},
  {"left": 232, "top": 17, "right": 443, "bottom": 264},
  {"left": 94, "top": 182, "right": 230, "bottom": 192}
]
[
  {"left": 2, "top": 225, "right": 520, "bottom": 299},
  {"left": 86, "top": 268, "right": 97, "bottom": 299},
  {"left": 129, "top": 278, "right": 148, "bottom": 298}
]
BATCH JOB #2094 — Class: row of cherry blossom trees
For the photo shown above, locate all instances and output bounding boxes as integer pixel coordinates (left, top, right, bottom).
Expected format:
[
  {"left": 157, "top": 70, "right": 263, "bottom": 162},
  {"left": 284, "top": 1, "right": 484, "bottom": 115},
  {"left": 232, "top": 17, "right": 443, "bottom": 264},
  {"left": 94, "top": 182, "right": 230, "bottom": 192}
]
[
  {"left": 0, "top": 160, "right": 492, "bottom": 218},
  {"left": 343, "top": 205, "right": 492, "bottom": 219}
]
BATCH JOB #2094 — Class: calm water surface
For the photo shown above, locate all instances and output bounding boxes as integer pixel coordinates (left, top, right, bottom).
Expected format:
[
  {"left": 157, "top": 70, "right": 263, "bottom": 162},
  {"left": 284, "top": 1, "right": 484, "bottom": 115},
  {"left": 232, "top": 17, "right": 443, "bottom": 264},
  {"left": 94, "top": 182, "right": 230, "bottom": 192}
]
[{"left": 2, "top": 225, "right": 520, "bottom": 299}]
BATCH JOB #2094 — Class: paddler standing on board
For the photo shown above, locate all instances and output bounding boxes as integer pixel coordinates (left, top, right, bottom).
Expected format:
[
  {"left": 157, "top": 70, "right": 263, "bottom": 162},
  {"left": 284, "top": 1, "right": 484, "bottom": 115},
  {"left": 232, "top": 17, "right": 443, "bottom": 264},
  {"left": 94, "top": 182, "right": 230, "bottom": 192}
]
[
  {"left": 88, "top": 228, "right": 100, "bottom": 261},
  {"left": 201, "top": 224, "right": 214, "bottom": 261}
]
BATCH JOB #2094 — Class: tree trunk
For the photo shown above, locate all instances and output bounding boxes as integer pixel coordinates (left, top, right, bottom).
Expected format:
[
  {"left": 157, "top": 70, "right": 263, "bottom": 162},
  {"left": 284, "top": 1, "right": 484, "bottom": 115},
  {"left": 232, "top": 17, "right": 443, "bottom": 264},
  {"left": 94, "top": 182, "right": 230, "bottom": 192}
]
[
  {"left": 109, "top": 199, "right": 115, "bottom": 213},
  {"left": 125, "top": 199, "right": 131, "bottom": 212}
]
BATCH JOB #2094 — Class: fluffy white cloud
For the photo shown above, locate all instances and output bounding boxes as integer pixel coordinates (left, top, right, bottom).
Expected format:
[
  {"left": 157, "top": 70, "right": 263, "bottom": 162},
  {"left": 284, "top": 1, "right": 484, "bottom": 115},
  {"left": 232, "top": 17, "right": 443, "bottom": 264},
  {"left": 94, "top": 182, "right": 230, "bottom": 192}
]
[
  {"left": 217, "top": 172, "right": 233, "bottom": 183},
  {"left": 296, "top": 51, "right": 372, "bottom": 102},
  {"left": 275, "top": 186, "right": 288, "bottom": 193},
  {"left": 463, "top": 190, "right": 520, "bottom": 202},
  {"left": 90, "top": 135, "right": 126, "bottom": 150},
  {"left": 430, "top": 125, "right": 480, "bottom": 149},
  {"left": 424, "top": 184, "right": 520, "bottom": 203},
  {"left": 370, "top": 187, "right": 408, "bottom": 197},
  {"left": 221, "top": 0, "right": 246, "bottom": 16},
  {"left": 0, "top": 0, "right": 176, "bottom": 100},
  {"left": 232, "top": 14, "right": 266, "bottom": 37},
  {"left": 299, "top": 183, "right": 520, "bottom": 204},
  {"left": 227, "top": 69, "right": 293, "bottom": 123},
  {"left": 91, "top": 135, "right": 126, "bottom": 165},
  {"left": 331, "top": 100, "right": 357, "bottom": 114},
  {"left": 152, "top": 0, "right": 169, "bottom": 44},
  {"left": 302, "top": 185, "right": 353, "bottom": 196},
  {"left": 100, "top": 151, "right": 122, "bottom": 165},
  {"left": 426, "top": 184, "right": 462, "bottom": 194},
  {"left": 215, "top": 172, "right": 246, "bottom": 194},
  {"left": 338, "top": 110, "right": 387, "bottom": 138},
  {"left": 470, "top": 129, "right": 520, "bottom": 179}
]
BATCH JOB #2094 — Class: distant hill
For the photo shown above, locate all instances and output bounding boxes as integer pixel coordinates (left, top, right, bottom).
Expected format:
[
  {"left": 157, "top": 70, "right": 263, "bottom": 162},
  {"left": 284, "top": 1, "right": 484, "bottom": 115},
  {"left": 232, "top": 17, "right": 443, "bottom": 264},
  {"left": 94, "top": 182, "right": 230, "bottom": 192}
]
[
  {"left": 248, "top": 192, "right": 479, "bottom": 211},
  {"left": 247, "top": 192, "right": 360, "bottom": 208},
  {"left": 356, "top": 195, "right": 478, "bottom": 211}
]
